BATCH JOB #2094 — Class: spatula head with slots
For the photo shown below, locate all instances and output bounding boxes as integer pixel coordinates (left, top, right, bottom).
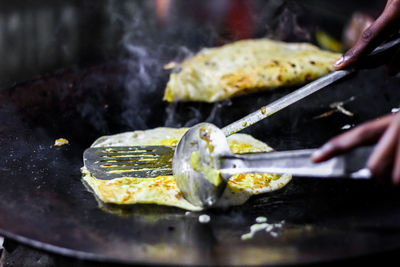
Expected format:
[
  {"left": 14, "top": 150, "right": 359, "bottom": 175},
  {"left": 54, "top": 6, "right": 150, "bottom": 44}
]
[{"left": 83, "top": 146, "right": 174, "bottom": 180}]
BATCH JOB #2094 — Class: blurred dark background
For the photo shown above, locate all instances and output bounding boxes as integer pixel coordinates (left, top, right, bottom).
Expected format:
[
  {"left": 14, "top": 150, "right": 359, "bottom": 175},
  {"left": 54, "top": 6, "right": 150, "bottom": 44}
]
[{"left": 0, "top": 0, "right": 385, "bottom": 89}]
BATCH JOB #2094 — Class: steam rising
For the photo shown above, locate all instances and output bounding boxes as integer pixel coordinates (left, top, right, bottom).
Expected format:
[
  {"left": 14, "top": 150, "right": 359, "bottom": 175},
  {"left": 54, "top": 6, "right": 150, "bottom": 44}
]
[{"left": 106, "top": 0, "right": 314, "bottom": 131}]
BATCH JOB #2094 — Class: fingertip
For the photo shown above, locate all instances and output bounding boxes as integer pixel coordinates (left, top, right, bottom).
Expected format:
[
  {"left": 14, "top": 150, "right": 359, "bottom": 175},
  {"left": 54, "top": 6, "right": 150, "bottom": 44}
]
[
  {"left": 393, "top": 177, "right": 400, "bottom": 186},
  {"left": 311, "top": 143, "right": 333, "bottom": 162},
  {"left": 366, "top": 158, "right": 377, "bottom": 174},
  {"left": 333, "top": 56, "right": 344, "bottom": 69},
  {"left": 311, "top": 150, "right": 323, "bottom": 162},
  {"left": 392, "top": 165, "right": 400, "bottom": 186},
  {"left": 334, "top": 54, "right": 354, "bottom": 70},
  {"left": 367, "top": 159, "right": 392, "bottom": 184}
]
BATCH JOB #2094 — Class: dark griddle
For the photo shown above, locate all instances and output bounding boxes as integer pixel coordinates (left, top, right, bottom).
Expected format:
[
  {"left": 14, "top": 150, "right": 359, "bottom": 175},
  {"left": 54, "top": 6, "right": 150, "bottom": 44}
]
[
  {"left": 1, "top": 0, "right": 400, "bottom": 266},
  {"left": 1, "top": 60, "right": 400, "bottom": 266}
]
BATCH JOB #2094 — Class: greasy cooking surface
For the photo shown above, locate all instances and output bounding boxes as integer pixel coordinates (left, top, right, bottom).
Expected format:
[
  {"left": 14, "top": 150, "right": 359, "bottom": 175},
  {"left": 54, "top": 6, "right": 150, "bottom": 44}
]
[
  {"left": 1, "top": 62, "right": 400, "bottom": 265},
  {"left": 1, "top": 0, "right": 400, "bottom": 265}
]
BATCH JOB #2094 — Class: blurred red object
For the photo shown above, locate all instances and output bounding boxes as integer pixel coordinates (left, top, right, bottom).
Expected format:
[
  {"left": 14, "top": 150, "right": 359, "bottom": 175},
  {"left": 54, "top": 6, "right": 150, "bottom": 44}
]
[
  {"left": 155, "top": 0, "right": 172, "bottom": 25},
  {"left": 227, "top": 0, "right": 254, "bottom": 40}
]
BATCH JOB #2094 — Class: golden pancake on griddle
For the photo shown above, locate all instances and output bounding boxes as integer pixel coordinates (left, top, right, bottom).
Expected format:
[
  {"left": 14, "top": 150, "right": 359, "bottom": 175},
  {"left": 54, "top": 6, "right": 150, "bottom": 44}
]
[
  {"left": 81, "top": 128, "right": 291, "bottom": 211},
  {"left": 164, "top": 39, "right": 341, "bottom": 102}
]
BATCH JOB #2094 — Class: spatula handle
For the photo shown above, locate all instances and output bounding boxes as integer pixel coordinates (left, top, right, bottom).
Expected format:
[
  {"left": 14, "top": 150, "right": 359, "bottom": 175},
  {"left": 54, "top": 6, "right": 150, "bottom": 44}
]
[
  {"left": 221, "top": 35, "right": 400, "bottom": 137},
  {"left": 221, "top": 69, "right": 351, "bottom": 136}
]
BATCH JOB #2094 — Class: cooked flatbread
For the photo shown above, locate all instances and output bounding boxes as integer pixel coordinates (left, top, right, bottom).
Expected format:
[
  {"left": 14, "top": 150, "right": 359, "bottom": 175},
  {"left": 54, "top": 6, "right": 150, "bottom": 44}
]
[
  {"left": 81, "top": 127, "right": 291, "bottom": 211},
  {"left": 164, "top": 39, "right": 341, "bottom": 102}
]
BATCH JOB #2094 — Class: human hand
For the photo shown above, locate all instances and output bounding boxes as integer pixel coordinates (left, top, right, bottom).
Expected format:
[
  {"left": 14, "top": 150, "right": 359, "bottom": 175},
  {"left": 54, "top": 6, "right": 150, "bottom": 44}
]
[
  {"left": 311, "top": 112, "right": 400, "bottom": 184},
  {"left": 334, "top": 0, "right": 400, "bottom": 75}
]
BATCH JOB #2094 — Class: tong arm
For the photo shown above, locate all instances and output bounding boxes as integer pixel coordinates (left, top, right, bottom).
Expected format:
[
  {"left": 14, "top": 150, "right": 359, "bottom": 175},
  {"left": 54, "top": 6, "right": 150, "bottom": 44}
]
[{"left": 220, "top": 146, "right": 374, "bottom": 179}]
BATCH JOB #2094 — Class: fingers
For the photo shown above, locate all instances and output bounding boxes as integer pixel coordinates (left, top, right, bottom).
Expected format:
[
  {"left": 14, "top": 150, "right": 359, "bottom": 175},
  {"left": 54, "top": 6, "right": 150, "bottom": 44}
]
[
  {"left": 334, "top": 0, "right": 400, "bottom": 70},
  {"left": 312, "top": 113, "right": 396, "bottom": 162},
  {"left": 312, "top": 113, "right": 400, "bottom": 185},
  {"left": 367, "top": 113, "right": 400, "bottom": 183}
]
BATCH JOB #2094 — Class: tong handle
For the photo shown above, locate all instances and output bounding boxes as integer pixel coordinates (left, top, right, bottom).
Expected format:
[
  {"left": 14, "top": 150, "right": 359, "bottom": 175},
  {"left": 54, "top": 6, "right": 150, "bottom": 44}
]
[{"left": 220, "top": 146, "right": 374, "bottom": 179}]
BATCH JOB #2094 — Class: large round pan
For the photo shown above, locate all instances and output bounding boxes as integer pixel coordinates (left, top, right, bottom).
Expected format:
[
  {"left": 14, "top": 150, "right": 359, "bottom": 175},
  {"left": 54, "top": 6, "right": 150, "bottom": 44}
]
[{"left": 1, "top": 61, "right": 400, "bottom": 265}]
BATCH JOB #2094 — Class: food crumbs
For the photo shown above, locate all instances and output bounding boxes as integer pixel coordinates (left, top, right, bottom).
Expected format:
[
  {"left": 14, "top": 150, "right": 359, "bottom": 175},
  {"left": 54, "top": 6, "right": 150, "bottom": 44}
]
[
  {"left": 241, "top": 220, "right": 285, "bottom": 240},
  {"left": 391, "top": 107, "right": 400, "bottom": 113},
  {"left": 261, "top": 106, "right": 267, "bottom": 115},
  {"left": 54, "top": 138, "right": 69, "bottom": 147},
  {"left": 198, "top": 214, "right": 210, "bottom": 224},
  {"left": 255, "top": 216, "right": 267, "bottom": 223},
  {"left": 341, "top": 124, "right": 353, "bottom": 130},
  {"left": 163, "top": 61, "right": 177, "bottom": 70},
  {"left": 241, "top": 223, "right": 269, "bottom": 240}
]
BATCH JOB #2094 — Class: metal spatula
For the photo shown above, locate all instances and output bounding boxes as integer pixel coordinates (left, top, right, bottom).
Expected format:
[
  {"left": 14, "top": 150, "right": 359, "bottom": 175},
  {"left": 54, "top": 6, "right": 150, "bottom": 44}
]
[
  {"left": 83, "top": 146, "right": 174, "bottom": 179},
  {"left": 83, "top": 35, "right": 400, "bottom": 180}
]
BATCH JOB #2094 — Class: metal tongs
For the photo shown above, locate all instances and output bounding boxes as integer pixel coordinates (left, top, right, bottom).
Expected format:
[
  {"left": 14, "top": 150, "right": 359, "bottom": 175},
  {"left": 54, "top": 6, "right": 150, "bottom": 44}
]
[{"left": 172, "top": 123, "right": 373, "bottom": 207}]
